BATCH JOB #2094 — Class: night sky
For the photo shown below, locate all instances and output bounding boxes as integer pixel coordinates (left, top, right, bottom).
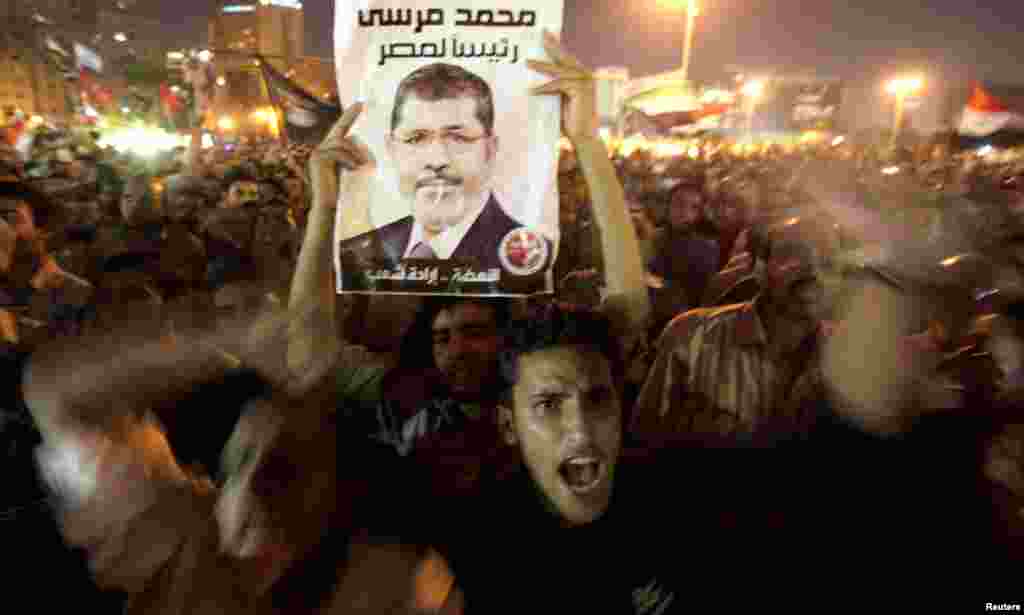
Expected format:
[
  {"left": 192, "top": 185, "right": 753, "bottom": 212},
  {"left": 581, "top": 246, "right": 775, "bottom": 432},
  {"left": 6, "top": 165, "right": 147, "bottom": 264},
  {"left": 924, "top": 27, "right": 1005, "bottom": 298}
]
[{"left": 167, "top": 0, "right": 1024, "bottom": 130}]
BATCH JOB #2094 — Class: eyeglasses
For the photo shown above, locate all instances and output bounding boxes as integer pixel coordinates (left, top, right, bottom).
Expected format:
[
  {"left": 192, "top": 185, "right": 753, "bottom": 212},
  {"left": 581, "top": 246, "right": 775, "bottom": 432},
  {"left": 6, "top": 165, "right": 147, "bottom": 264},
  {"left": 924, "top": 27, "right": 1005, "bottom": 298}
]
[{"left": 393, "top": 131, "right": 489, "bottom": 154}]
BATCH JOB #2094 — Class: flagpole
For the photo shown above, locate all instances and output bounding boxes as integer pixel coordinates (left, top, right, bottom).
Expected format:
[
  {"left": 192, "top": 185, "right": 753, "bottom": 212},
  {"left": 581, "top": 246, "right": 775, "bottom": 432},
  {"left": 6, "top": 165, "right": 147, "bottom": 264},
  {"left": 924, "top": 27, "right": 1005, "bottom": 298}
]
[{"left": 255, "top": 55, "right": 289, "bottom": 146}]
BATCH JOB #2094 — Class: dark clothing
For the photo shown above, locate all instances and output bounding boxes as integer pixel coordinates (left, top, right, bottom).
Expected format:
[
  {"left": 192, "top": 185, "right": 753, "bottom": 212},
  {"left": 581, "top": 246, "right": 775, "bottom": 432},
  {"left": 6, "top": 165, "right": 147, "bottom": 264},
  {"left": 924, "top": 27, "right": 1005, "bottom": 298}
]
[
  {"left": 338, "top": 366, "right": 509, "bottom": 500},
  {"left": 336, "top": 195, "right": 550, "bottom": 295},
  {"left": 648, "top": 230, "right": 720, "bottom": 331},
  {"left": 552, "top": 218, "right": 602, "bottom": 287},
  {"left": 437, "top": 449, "right": 778, "bottom": 614}
]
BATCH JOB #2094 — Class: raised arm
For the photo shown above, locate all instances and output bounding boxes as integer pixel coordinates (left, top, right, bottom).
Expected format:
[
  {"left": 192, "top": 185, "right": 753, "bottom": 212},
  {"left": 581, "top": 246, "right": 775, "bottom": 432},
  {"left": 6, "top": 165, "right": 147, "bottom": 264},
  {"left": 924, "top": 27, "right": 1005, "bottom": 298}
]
[
  {"left": 528, "top": 32, "right": 650, "bottom": 339},
  {"left": 286, "top": 104, "right": 375, "bottom": 379}
]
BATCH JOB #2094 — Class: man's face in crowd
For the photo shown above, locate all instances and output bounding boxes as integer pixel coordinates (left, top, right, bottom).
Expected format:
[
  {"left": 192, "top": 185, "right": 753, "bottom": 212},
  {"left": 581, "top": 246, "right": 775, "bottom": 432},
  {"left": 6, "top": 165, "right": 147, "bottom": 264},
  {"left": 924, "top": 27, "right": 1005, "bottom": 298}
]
[
  {"left": 120, "top": 176, "right": 151, "bottom": 223},
  {"left": 559, "top": 187, "right": 579, "bottom": 227},
  {"left": 431, "top": 302, "right": 503, "bottom": 396},
  {"left": 629, "top": 204, "right": 653, "bottom": 240},
  {"left": 717, "top": 194, "right": 748, "bottom": 230},
  {"left": 501, "top": 345, "right": 621, "bottom": 526},
  {"left": 388, "top": 94, "right": 497, "bottom": 237},
  {"left": 284, "top": 178, "right": 304, "bottom": 203},
  {"left": 0, "top": 199, "right": 36, "bottom": 241},
  {"left": 668, "top": 187, "right": 703, "bottom": 230},
  {"left": 762, "top": 218, "right": 837, "bottom": 323},
  {"left": 558, "top": 149, "right": 577, "bottom": 175},
  {"left": 226, "top": 181, "right": 260, "bottom": 209},
  {"left": 165, "top": 188, "right": 200, "bottom": 222}
]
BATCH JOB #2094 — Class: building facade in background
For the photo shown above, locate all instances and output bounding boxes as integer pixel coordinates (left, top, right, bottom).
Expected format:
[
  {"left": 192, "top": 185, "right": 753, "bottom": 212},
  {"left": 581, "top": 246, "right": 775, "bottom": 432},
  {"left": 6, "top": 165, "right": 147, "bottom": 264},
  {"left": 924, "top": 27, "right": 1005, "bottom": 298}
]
[
  {"left": 0, "top": 0, "right": 191, "bottom": 122},
  {"left": 206, "top": 0, "right": 335, "bottom": 138}
]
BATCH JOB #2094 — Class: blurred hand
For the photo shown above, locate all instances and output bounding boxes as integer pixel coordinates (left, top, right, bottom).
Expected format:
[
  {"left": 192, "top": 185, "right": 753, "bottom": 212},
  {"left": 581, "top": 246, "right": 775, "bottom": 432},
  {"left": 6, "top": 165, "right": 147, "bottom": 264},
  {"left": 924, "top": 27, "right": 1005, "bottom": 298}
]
[
  {"left": 38, "top": 422, "right": 206, "bottom": 591},
  {"left": 528, "top": 30, "right": 598, "bottom": 143}
]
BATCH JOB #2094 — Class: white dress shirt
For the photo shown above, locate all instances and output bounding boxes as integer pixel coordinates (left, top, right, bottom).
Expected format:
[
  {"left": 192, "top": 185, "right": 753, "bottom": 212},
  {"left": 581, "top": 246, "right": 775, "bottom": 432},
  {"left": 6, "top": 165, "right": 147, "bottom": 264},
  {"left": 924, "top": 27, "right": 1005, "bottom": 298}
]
[{"left": 403, "top": 191, "right": 491, "bottom": 259}]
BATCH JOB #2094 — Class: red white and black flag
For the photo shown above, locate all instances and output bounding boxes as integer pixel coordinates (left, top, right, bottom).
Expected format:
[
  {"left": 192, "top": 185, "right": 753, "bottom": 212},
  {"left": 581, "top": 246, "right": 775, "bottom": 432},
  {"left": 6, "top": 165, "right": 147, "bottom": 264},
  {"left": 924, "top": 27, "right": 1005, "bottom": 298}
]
[
  {"left": 958, "top": 83, "right": 1024, "bottom": 138},
  {"left": 258, "top": 56, "right": 341, "bottom": 145}
]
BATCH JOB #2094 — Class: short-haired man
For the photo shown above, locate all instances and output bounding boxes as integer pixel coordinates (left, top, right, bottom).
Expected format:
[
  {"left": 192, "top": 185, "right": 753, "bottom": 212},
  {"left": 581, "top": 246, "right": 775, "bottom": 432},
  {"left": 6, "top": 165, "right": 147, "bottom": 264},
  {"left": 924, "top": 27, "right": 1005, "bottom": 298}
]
[{"left": 335, "top": 62, "right": 548, "bottom": 294}]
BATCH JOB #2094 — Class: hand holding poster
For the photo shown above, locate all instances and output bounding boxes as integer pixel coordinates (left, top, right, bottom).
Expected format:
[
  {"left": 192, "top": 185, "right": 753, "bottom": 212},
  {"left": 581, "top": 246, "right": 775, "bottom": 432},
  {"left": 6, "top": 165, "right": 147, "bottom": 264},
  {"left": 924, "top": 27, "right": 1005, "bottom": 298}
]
[{"left": 333, "top": 0, "right": 564, "bottom": 296}]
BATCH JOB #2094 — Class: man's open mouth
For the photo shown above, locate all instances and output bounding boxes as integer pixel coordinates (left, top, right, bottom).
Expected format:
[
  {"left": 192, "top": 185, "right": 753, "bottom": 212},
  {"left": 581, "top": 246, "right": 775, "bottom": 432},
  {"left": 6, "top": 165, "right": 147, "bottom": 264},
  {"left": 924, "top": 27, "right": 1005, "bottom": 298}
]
[
  {"left": 416, "top": 178, "right": 462, "bottom": 189},
  {"left": 558, "top": 455, "right": 605, "bottom": 494}
]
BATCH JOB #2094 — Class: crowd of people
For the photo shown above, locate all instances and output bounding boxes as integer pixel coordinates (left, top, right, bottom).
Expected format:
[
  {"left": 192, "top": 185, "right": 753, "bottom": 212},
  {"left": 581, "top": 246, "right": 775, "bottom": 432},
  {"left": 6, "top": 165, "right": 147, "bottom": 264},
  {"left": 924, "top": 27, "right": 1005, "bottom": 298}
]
[{"left": 4, "top": 37, "right": 1024, "bottom": 613}]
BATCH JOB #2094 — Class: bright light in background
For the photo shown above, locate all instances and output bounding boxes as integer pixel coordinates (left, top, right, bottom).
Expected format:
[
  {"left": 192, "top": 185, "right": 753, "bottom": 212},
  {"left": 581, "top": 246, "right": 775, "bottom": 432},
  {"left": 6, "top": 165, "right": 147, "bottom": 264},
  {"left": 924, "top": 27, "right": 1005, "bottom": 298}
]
[
  {"left": 167, "top": 51, "right": 184, "bottom": 60},
  {"left": 97, "top": 126, "right": 187, "bottom": 158},
  {"left": 831, "top": 136, "right": 846, "bottom": 147},
  {"left": 885, "top": 76, "right": 924, "bottom": 96},
  {"left": 121, "top": 107, "right": 131, "bottom": 113},
  {"left": 687, "top": 145, "right": 701, "bottom": 159},
  {"left": 218, "top": 116, "right": 236, "bottom": 131},
  {"left": 113, "top": 32, "right": 127, "bottom": 43},
  {"left": 800, "top": 131, "right": 825, "bottom": 144},
  {"left": 28, "top": 115, "right": 44, "bottom": 126},
  {"left": 197, "top": 49, "right": 213, "bottom": 63},
  {"left": 741, "top": 80, "right": 765, "bottom": 100},
  {"left": 882, "top": 165, "right": 901, "bottom": 176},
  {"left": 216, "top": 76, "right": 227, "bottom": 87},
  {"left": 978, "top": 145, "right": 994, "bottom": 156}
]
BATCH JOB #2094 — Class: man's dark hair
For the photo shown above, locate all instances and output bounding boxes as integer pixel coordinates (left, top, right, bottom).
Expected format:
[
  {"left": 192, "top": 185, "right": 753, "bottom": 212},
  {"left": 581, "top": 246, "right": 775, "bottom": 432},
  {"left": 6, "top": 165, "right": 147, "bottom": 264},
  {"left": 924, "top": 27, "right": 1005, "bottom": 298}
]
[
  {"left": 0, "top": 180, "right": 55, "bottom": 229},
  {"left": 499, "top": 305, "right": 624, "bottom": 402},
  {"left": 748, "top": 212, "right": 834, "bottom": 266},
  {"left": 390, "top": 63, "right": 495, "bottom": 135},
  {"left": 398, "top": 297, "right": 511, "bottom": 370}
]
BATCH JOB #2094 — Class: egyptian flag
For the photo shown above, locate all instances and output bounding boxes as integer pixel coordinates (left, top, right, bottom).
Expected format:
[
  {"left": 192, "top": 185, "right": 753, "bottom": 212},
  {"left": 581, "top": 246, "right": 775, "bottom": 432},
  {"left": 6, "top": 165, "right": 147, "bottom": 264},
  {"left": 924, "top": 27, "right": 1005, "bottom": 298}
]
[
  {"left": 258, "top": 56, "right": 341, "bottom": 145},
  {"left": 958, "top": 83, "right": 1024, "bottom": 138}
]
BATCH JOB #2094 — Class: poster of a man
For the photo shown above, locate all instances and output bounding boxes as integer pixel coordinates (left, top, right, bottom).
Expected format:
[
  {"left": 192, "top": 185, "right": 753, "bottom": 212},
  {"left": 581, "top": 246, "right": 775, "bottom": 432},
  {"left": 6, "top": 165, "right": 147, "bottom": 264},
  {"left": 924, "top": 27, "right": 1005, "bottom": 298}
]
[
  {"left": 333, "top": 1, "right": 563, "bottom": 296},
  {"left": 337, "top": 63, "right": 544, "bottom": 281}
]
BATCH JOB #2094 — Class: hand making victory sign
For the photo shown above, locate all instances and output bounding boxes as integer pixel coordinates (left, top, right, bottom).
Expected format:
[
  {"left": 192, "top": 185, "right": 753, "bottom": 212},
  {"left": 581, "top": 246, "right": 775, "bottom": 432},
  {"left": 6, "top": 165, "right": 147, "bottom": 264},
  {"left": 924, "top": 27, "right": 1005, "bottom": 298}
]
[
  {"left": 528, "top": 30, "right": 599, "bottom": 144},
  {"left": 309, "top": 102, "right": 377, "bottom": 206}
]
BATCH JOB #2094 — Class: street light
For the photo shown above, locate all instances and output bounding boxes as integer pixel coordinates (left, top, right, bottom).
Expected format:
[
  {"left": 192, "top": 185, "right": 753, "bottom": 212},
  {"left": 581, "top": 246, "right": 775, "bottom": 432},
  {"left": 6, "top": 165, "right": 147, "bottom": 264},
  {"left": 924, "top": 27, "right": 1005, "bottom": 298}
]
[
  {"left": 885, "top": 75, "right": 923, "bottom": 147},
  {"left": 741, "top": 79, "right": 765, "bottom": 136},
  {"left": 681, "top": 0, "right": 699, "bottom": 84}
]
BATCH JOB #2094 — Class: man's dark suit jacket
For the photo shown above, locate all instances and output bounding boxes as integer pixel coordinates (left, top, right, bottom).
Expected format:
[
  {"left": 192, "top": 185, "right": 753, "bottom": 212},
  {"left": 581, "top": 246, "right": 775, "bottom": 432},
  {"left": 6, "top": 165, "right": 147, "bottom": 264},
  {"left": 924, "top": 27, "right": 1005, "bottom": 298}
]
[{"left": 336, "top": 194, "right": 550, "bottom": 294}]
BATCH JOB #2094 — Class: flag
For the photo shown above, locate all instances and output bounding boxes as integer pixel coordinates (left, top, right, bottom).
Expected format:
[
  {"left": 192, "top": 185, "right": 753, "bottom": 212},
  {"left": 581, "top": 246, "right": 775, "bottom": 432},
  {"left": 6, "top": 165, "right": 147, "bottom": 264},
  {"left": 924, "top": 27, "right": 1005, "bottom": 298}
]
[
  {"left": 79, "top": 68, "right": 113, "bottom": 110},
  {"left": 625, "top": 102, "right": 730, "bottom": 136},
  {"left": 958, "top": 83, "right": 1024, "bottom": 138},
  {"left": 258, "top": 56, "right": 341, "bottom": 145},
  {"left": 183, "top": 59, "right": 216, "bottom": 123},
  {"left": 39, "top": 34, "right": 76, "bottom": 79}
]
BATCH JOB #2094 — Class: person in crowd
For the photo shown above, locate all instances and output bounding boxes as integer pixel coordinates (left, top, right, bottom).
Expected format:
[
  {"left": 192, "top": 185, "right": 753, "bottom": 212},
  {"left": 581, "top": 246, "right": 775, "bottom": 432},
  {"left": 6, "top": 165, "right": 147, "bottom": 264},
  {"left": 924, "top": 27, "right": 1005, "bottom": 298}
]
[
  {"left": 710, "top": 177, "right": 755, "bottom": 267},
  {"left": 632, "top": 213, "right": 839, "bottom": 447},
  {"left": 553, "top": 165, "right": 602, "bottom": 290},
  {"left": 0, "top": 179, "right": 93, "bottom": 345},
  {"left": 23, "top": 324, "right": 461, "bottom": 614},
  {"left": 647, "top": 180, "right": 720, "bottom": 332}
]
